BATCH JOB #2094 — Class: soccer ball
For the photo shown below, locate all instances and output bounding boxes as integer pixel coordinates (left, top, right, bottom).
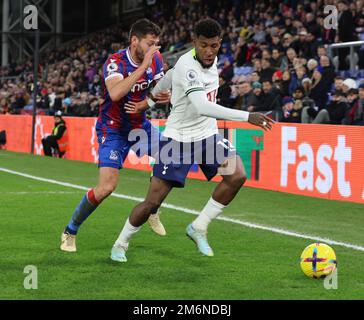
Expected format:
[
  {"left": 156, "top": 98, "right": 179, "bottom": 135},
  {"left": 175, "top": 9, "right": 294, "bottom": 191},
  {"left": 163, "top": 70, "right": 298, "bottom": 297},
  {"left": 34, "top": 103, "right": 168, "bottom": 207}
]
[{"left": 300, "top": 243, "right": 337, "bottom": 279}]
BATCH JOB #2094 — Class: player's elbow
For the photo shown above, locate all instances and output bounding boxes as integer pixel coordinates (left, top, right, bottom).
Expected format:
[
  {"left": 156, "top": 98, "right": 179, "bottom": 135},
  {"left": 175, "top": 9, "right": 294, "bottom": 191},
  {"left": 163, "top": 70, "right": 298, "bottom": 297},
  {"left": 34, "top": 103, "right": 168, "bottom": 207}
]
[
  {"left": 191, "top": 103, "right": 206, "bottom": 117},
  {"left": 109, "top": 91, "right": 121, "bottom": 102}
]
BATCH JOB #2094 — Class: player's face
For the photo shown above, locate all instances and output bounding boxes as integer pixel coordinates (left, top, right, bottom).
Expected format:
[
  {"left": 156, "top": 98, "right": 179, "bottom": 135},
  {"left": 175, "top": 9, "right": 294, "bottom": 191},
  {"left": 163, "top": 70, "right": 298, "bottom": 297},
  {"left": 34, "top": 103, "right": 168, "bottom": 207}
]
[
  {"left": 134, "top": 34, "right": 160, "bottom": 63},
  {"left": 194, "top": 35, "right": 221, "bottom": 68}
]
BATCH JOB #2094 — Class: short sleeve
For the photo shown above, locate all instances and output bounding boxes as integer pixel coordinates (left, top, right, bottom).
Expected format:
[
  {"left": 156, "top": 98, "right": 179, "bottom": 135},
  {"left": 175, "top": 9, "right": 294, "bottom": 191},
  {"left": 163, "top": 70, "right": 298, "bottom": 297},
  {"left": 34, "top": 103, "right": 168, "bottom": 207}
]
[
  {"left": 153, "top": 52, "right": 165, "bottom": 81},
  {"left": 103, "top": 54, "right": 124, "bottom": 82},
  {"left": 175, "top": 62, "right": 204, "bottom": 96}
]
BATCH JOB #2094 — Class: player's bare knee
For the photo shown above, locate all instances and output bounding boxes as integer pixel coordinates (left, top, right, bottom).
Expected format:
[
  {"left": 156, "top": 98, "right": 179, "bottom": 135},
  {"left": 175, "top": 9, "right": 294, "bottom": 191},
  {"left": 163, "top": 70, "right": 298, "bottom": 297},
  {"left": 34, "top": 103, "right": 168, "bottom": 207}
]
[
  {"left": 143, "top": 199, "right": 161, "bottom": 214},
  {"left": 98, "top": 182, "right": 117, "bottom": 199},
  {"left": 233, "top": 172, "right": 246, "bottom": 188},
  {"left": 226, "top": 169, "right": 246, "bottom": 189}
]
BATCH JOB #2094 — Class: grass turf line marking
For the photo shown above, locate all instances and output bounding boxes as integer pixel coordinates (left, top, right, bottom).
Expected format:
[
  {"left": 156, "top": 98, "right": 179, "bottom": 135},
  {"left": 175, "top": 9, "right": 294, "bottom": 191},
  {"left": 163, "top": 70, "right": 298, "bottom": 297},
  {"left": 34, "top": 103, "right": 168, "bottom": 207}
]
[
  {"left": 1, "top": 167, "right": 364, "bottom": 253},
  {"left": 1, "top": 191, "right": 80, "bottom": 195}
]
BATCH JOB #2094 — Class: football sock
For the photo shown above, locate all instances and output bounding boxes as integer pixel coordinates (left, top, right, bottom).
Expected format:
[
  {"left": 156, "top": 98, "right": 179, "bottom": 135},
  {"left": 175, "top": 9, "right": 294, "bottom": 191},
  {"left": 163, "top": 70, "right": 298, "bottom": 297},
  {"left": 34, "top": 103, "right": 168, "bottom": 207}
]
[
  {"left": 192, "top": 197, "right": 226, "bottom": 231},
  {"left": 114, "top": 218, "right": 141, "bottom": 249},
  {"left": 65, "top": 189, "right": 100, "bottom": 235}
]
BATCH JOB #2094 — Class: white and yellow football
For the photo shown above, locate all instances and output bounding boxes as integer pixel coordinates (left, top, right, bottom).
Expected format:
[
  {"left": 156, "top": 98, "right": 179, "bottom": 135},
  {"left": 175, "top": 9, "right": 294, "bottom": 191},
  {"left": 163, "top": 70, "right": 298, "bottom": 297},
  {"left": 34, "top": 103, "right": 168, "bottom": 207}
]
[{"left": 300, "top": 243, "right": 337, "bottom": 279}]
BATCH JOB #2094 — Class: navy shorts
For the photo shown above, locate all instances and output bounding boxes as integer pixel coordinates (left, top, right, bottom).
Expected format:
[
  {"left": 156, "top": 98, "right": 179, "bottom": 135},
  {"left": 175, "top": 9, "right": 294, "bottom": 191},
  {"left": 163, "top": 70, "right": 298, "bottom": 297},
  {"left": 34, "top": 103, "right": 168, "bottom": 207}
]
[
  {"left": 153, "top": 134, "right": 237, "bottom": 187},
  {"left": 97, "top": 121, "right": 160, "bottom": 169}
]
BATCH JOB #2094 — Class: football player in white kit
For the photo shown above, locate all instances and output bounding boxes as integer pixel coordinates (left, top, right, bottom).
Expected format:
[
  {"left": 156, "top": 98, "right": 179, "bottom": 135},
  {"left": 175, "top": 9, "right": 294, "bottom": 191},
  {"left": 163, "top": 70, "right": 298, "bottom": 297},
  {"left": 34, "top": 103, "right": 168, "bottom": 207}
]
[{"left": 111, "top": 18, "right": 274, "bottom": 262}]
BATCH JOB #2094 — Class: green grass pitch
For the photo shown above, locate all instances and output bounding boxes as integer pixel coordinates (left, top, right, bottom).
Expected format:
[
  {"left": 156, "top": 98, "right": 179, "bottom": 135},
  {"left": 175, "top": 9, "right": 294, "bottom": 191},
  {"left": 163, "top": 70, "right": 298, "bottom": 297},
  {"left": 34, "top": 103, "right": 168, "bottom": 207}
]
[{"left": 0, "top": 150, "right": 363, "bottom": 300}]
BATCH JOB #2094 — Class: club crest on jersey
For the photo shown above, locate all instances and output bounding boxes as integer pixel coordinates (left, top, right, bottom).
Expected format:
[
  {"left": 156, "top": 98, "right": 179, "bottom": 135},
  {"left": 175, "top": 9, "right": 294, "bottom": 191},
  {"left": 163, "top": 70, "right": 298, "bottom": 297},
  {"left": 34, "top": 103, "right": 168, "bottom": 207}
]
[
  {"left": 146, "top": 67, "right": 153, "bottom": 74},
  {"left": 162, "top": 165, "right": 169, "bottom": 175},
  {"left": 109, "top": 150, "right": 119, "bottom": 161},
  {"left": 107, "top": 59, "right": 118, "bottom": 76},
  {"left": 186, "top": 69, "right": 198, "bottom": 81}
]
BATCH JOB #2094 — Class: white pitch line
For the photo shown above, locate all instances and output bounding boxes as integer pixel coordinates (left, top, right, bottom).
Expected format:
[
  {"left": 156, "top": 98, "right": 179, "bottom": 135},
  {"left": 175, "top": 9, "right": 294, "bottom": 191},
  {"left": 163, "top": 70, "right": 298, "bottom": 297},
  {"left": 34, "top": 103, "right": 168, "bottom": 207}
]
[
  {"left": 1, "top": 167, "right": 364, "bottom": 253},
  {"left": 1, "top": 191, "right": 79, "bottom": 195}
]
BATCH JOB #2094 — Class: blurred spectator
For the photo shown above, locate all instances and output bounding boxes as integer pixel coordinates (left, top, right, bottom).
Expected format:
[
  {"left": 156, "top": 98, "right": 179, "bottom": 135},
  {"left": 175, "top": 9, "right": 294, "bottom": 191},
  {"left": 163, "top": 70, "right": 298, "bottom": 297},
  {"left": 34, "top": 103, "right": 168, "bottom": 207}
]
[
  {"left": 271, "top": 48, "right": 283, "bottom": 69},
  {"left": 320, "top": 55, "right": 336, "bottom": 90},
  {"left": 41, "top": 111, "right": 68, "bottom": 157},
  {"left": 307, "top": 58, "right": 318, "bottom": 78},
  {"left": 247, "top": 81, "right": 265, "bottom": 112},
  {"left": 279, "top": 70, "right": 292, "bottom": 97},
  {"left": 218, "top": 43, "right": 234, "bottom": 69},
  {"left": 333, "top": 76, "right": 345, "bottom": 91},
  {"left": 289, "top": 65, "right": 307, "bottom": 95},
  {"left": 259, "top": 59, "right": 276, "bottom": 82},
  {"left": 302, "top": 77, "right": 313, "bottom": 96},
  {"left": 281, "top": 93, "right": 303, "bottom": 123},
  {"left": 234, "top": 81, "right": 255, "bottom": 111},
  {"left": 342, "top": 78, "right": 358, "bottom": 94},
  {"left": 309, "top": 67, "right": 329, "bottom": 110},
  {"left": 217, "top": 74, "right": 233, "bottom": 108},
  {"left": 262, "top": 79, "right": 281, "bottom": 111},
  {"left": 280, "top": 48, "right": 297, "bottom": 75},
  {"left": 219, "top": 59, "right": 234, "bottom": 82},
  {"left": 302, "top": 90, "right": 348, "bottom": 124},
  {"left": 343, "top": 87, "right": 364, "bottom": 125},
  {"left": 337, "top": 0, "right": 358, "bottom": 70}
]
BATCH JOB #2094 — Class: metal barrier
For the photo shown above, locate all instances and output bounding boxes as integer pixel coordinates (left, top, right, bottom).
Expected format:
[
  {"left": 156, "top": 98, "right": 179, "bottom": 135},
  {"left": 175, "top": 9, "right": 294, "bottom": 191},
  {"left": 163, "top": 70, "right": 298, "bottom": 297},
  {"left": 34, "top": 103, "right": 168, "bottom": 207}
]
[
  {"left": 0, "top": 75, "right": 21, "bottom": 81},
  {"left": 328, "top": 40, "right": 364, "bottom": 72},
  {"left": 162, "top": 44, "right": 194, "bottom": 67}
]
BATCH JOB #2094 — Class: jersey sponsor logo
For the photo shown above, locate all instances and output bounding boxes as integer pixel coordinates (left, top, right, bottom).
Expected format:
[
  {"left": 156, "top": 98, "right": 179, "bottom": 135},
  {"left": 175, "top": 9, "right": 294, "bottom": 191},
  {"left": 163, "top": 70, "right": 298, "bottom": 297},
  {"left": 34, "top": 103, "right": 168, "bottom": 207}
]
[
  {"left": 109, "top": 150, "right": 119, "bottom": 161},
  {"left": 186, "top": 69, "right": 198, "bottom": 81},
  {"left": 107, "top": 59, "right": 119, "bottom": 76},
  {"left": 187, "top": 80, "right": 201, "bottom": 87},
  {"left": 130, "top": 78, "right": 154, "bottom": 93}
]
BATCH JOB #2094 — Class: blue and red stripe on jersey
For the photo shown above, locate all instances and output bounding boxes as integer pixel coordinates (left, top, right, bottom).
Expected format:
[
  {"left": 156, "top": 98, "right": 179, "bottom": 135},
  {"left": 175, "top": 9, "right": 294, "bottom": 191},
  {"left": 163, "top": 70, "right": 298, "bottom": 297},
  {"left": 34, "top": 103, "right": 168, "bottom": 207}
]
[{"left": 96, "top": 47, "right": 164, "bottom": 135}]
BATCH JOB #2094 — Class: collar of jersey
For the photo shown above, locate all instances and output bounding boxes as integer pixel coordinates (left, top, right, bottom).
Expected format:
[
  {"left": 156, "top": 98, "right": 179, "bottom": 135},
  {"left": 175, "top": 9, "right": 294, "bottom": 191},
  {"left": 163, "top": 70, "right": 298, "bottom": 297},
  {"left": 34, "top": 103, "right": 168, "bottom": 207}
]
[{"left": 126, "top": 47, "right": 140, "bottom": 68}]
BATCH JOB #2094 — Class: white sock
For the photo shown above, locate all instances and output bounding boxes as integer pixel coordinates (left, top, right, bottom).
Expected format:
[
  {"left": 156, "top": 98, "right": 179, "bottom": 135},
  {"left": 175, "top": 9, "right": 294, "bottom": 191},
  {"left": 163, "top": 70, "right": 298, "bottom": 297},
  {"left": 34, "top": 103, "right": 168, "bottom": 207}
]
[
  {"left": 114, "top": 218, "right": 141, "bottom": 249},
  {"left": 192, "top": 197, "right": 226, "bottom": 231}
]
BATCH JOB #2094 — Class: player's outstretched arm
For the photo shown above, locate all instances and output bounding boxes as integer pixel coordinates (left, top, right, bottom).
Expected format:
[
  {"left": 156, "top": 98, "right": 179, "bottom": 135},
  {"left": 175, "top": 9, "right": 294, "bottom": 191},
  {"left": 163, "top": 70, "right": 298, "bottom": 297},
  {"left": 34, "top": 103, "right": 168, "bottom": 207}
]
[
  {"left": 188, "top": 90, "right": 274, "bottom": 131},
  {"left": 106, "top": 45, "right": 161, "bottom": 102},
  {"left": 151, "top": 68, "right": 173, "bottom": 97}
]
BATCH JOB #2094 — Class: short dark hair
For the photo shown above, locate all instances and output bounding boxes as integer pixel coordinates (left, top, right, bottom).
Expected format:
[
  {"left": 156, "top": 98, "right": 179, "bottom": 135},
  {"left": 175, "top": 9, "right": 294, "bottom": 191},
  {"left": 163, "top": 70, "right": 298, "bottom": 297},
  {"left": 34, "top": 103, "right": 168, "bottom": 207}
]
[
  {"left": 338, "top": 0, "right": 349, "bottom": 6},
  {"left": 348, "top": 88, "right": 359, "bottom": 95},
  {"left": 194, "top": 18, "right": 222, "bottom": 39},
  {"left": 129, "top": 18, "right": 161, "bottom": 40}
]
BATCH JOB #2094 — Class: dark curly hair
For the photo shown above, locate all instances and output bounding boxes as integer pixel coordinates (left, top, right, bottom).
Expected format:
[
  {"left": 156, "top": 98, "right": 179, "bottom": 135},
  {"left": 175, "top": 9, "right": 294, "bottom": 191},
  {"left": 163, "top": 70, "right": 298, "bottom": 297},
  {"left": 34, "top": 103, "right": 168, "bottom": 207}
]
[
  {"left": 194, "top": 18, "right": 222, "bottom": 39},
  {"left": 129, "top": 18, "right": 161, "bottom": 40}
]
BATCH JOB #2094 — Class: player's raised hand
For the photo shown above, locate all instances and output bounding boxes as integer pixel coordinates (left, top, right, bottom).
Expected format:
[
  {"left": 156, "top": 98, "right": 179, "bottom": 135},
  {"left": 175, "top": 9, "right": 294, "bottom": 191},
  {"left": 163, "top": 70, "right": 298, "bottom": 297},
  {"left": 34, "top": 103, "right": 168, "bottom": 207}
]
[
  {"left": 141, "top": 45, "right": 161, "bottom": 70},
  {"left": 153, "top": 90, "right": 171, "bottom": 104},
  {"left": 248, "top": 112, "right": 275, "bottom": 131}
]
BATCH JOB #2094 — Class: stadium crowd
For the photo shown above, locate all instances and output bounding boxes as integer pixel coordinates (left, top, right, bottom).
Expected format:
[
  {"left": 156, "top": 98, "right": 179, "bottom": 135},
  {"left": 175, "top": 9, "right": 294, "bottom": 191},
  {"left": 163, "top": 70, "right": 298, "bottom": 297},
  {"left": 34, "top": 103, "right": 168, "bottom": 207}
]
[{"left": 0, "top": 0, "right": 364, "bottom": 125}]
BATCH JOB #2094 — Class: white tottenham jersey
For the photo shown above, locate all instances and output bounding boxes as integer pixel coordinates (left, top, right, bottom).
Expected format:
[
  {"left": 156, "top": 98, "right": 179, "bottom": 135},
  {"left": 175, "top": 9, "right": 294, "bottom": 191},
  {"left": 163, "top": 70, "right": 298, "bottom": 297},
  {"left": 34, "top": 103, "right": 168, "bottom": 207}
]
[{"left": 163, "top": 49, "right": 219, "bottom": 142}]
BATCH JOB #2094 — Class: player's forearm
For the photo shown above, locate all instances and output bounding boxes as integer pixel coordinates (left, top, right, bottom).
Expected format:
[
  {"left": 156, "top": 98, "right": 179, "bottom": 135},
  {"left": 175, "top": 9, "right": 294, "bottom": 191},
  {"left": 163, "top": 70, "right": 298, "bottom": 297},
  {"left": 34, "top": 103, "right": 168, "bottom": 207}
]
[
  {"left": 151, "top": 69, "right": 173, "bottom": 96},
  {"left": 188, "top": 91, "right": 249, "bottom": 122},
  {"left": 107, "top": 66, "right": 147, "bottom": 101}
]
